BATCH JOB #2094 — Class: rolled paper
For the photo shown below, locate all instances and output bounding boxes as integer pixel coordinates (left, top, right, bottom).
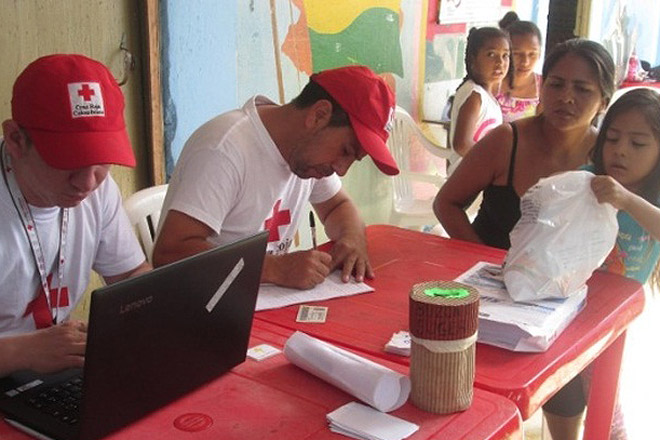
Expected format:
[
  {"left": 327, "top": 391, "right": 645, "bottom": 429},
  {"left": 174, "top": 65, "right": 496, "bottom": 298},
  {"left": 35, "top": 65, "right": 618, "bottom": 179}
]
[
  {"left": 284, "top": 331, "right": 410, "bottom": 412},
  {"left": 409, "top": 280, "right": 479, "bottom": 413}
]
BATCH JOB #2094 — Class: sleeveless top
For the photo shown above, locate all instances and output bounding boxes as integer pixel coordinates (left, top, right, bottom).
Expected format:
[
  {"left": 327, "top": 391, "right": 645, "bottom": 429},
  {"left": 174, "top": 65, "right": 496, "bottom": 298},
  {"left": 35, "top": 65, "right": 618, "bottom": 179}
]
[
  {"left": 471, "top": 123, "right": 521, "bottom": 250},
  {"left": 496, "top": 73, "right": 542, "bottom": 123}
]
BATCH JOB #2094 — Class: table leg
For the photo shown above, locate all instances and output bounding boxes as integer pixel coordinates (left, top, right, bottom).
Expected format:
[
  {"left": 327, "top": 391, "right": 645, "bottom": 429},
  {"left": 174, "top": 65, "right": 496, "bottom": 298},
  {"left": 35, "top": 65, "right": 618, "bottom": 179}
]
[{"left": 582, "top": 331, "right": 627, "bottom": 440}]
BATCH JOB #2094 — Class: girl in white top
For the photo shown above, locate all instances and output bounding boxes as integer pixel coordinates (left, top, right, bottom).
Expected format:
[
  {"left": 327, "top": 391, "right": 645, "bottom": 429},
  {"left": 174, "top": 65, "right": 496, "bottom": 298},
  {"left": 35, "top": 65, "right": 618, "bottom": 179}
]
[{"left": 448, "top": 27, "right": 511, "bottom": 174}]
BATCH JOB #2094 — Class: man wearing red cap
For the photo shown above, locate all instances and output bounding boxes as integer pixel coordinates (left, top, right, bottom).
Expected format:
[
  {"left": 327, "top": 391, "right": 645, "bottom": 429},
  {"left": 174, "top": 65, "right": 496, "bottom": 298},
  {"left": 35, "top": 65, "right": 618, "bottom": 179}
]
[
  {"left": 0, "top": 54, "right": 150, "bottom": 376},
  {"left": 154, "top": 65, "right": 398, "bottom": 289}
]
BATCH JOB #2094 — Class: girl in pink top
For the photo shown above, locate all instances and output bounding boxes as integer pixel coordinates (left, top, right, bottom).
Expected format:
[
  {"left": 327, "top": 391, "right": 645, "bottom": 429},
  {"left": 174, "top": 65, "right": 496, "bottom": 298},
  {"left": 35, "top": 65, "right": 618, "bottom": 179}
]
[{"left": 496, "top": 12, "right": 543, "bottom": 122}]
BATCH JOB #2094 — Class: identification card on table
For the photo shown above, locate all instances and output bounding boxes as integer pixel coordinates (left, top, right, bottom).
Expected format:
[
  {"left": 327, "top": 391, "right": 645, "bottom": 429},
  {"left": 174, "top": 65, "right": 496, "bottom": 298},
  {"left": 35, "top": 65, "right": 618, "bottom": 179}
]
[
  {"left": 247, "top": 344, "right": 281, "bottom": 361},
  {"left": 296, "top": 305, "right": 328, "bottom": 323}
]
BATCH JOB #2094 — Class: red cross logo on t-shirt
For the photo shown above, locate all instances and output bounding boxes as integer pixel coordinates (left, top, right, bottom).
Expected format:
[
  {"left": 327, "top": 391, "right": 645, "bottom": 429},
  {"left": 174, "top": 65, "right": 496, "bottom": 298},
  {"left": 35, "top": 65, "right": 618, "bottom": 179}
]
[
  {"left": 23, "top": 274, "right": 70, "bottom": 329},
  {"left": 77, "top": 84, "right": 95, "bottom": 101},
  {"left": 264, "top": 199, "right": 291, "bottom": 243}
]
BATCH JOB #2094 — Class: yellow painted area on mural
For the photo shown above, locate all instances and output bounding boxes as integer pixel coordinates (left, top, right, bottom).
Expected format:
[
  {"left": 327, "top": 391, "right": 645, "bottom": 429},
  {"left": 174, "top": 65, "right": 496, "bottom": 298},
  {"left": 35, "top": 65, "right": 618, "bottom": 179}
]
[{"left": 303, "top": 0, "right": 399, "bottom": 34}]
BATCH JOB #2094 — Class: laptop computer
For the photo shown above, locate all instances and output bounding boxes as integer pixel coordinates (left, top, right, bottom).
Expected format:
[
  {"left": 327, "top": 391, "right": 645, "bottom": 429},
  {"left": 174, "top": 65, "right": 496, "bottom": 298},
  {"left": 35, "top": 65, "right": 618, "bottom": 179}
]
[{"left": 0, "top": 231, "right": 268, "bottom": 440}]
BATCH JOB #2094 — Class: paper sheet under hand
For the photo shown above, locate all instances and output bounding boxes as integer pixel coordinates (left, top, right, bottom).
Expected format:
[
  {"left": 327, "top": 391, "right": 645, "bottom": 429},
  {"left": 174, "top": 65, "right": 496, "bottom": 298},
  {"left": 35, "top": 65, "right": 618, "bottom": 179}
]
[
  {"left": 327, "top": 402, "right": 419, "bottom": 440},
  {"left": 256, "top": 271, "right": 374, "bottom": 311},
  {"left": 284, "top": 332, "right": 410, "bottom": 413}
]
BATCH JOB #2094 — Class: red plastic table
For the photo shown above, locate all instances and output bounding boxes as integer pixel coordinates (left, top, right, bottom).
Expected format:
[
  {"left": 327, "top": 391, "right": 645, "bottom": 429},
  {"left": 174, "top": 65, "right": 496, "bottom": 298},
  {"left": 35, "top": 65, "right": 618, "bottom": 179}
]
[
  {"left": 255, "top": 225, "right": 645, "bottom": 440},
  {"left": 619, "top": 80, "right": 660, "bottom": 89},
  {"left": 0, "top": 323, "right": 522, "bottom": 440}
]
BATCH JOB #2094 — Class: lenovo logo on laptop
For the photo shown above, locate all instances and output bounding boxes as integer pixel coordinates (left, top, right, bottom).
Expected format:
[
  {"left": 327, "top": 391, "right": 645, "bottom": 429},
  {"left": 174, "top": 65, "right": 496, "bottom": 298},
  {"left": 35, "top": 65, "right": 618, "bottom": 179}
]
[{"left": 119, "top": 296, "right": 153, "bottom": 314}]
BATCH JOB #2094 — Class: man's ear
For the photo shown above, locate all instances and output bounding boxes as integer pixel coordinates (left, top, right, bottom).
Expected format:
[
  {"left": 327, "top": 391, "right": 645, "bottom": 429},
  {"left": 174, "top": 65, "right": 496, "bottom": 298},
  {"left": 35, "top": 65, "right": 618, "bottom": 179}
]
[
  {"left": 2, "top": 120, "right": 29, "bottom": 158},
  {"left": 304, "top": 99, "right": 333, "bottom": 131}
]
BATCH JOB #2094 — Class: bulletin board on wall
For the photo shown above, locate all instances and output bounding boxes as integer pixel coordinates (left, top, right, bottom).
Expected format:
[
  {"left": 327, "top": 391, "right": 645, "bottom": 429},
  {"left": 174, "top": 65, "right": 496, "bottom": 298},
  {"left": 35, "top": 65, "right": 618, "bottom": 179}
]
[{"left": 438, "top": 0, "right": 509, "bottom": 24}]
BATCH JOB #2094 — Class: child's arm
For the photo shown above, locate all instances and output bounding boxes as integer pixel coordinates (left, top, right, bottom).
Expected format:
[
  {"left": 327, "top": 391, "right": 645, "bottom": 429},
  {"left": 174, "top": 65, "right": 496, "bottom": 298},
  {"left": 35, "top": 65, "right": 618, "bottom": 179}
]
[
  {"left": 591, "top": 175, "right": 660, "bottom": 241},
  {"left": 452, "top": 92, "right": 482, "bottom": 157}
]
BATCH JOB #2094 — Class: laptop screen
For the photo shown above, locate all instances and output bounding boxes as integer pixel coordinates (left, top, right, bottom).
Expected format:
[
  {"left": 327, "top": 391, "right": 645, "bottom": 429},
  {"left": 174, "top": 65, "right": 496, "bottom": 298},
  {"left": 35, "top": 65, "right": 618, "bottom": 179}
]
[{"left": 0, "top": 231, "right": 268, "bottom": 440}]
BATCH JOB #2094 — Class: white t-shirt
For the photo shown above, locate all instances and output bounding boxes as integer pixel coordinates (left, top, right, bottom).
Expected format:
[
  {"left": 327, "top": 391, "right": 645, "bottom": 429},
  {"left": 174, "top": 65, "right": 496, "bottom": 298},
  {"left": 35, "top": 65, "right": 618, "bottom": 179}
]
[
  {"left": 448, "top": 80, "right": 503, "bottom": 174},
  {"left": 0, "top": 174, "right": 146, "bottom": 335},
  {"left": 160, "top": 95, "right": 341, "bottom": 254}
]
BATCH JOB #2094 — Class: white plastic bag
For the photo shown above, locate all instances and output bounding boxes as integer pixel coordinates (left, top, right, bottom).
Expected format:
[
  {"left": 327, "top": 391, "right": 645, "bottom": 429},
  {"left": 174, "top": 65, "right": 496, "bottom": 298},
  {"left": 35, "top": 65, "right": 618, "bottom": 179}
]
[{"left": 503, "top": 171, "right": 618, "bottom": 301}]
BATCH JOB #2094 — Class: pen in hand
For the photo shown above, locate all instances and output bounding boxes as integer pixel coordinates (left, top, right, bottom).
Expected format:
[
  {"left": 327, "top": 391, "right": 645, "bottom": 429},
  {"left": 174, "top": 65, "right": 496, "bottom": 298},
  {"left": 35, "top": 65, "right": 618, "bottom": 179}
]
[{"left": 309, "top": 211, "right": 318, "bottom": 249}]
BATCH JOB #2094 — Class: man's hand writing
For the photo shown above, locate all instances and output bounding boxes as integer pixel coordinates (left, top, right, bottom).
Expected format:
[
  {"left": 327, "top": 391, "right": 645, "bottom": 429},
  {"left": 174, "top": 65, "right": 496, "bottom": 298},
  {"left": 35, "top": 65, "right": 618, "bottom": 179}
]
[{"left": 263, "top": 250, "right": 332, "bottom": 290}]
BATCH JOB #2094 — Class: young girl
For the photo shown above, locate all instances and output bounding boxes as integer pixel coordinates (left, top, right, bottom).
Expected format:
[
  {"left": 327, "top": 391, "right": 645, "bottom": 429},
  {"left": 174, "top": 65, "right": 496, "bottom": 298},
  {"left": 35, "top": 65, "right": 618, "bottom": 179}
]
[
  {"left": 544, "top": 88, "right": 660, "bottom": 440},
  {"left": 592, "top": 88, "right": 660, "bottom": 285},
  {"left": 591, "top": 88, "right": 660, "bottom": 440},
  {"left": 448, "top": 27, "right": 510, "bottom": 174},
  {"left": 496, "top": 11, "right": 543, "bottom": 122}
]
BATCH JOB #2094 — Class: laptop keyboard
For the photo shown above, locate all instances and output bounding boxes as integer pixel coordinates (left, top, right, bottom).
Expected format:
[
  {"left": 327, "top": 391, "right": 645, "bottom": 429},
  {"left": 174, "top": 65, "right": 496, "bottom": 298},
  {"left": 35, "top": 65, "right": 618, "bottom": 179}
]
[{"left": 25, "top": 376, "right": 82, "bottom": 425}]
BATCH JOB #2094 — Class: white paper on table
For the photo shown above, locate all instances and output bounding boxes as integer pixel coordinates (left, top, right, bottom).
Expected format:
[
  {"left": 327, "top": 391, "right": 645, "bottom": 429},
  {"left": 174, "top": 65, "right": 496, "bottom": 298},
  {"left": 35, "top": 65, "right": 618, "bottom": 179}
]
[
  {"left": 327, "top": 402, "right": 419, "bottom": 440},
  {"left": 284, "top": 331, "right": 410, "bottom": 412},
  {"left": 256, "top": 271, "right": 373, "bottom": 311}
]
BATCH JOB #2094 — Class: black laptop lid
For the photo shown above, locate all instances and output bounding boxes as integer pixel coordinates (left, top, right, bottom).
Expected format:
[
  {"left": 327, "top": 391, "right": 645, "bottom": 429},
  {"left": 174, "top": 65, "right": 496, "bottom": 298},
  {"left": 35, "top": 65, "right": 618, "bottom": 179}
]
[{"left": 77, "top": 231, "right": 267, "bottom": 439}]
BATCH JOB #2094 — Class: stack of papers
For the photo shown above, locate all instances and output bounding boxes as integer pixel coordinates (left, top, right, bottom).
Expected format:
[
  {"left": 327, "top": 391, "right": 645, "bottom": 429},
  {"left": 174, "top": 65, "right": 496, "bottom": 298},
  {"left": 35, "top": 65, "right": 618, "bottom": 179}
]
[
  {"left": 456, "top": 262, "right": 587, "bottom": 352},
  {"left": 256, "top": 272, "right": 373, "bottom": 311},
  {"left": 383, "top": 262, "right": 588, "bottom": 354},
  {"left": 327, "top": 402, "right": 419, "bottom": 440}
]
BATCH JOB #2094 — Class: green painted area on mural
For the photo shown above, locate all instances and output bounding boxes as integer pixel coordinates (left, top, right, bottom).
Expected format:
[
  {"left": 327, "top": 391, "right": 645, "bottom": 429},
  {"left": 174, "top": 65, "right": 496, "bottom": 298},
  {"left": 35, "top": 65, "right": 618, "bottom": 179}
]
[{"left": 308, "top": 7, "right": 403, "bottom": 76}]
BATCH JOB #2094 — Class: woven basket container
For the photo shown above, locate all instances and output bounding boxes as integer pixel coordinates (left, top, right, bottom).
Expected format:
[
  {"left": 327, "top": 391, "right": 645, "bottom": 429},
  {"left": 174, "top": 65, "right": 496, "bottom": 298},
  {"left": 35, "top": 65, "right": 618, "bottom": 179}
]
[{"left": 409, "top": 280, "right": 479, "bottom": 413}]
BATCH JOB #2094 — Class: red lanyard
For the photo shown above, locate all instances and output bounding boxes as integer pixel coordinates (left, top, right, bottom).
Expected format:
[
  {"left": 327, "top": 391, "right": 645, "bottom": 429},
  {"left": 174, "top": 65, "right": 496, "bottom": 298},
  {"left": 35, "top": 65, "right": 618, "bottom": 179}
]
[{"left": 1, "top": 142, "right": 69, "bottom": 325}]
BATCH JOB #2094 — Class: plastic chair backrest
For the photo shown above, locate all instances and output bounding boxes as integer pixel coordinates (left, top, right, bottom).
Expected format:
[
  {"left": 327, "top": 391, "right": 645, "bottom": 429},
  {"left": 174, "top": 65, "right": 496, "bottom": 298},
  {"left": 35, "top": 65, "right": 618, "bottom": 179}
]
[
  {"left": 123, "top": 184, "right": 168, "bottom": 263},
  {"left": 609, "top": 85, "right": 660, "bottom": 107},
  {"left": 386, "top": 106, "right": 451, "bottom": 229}
]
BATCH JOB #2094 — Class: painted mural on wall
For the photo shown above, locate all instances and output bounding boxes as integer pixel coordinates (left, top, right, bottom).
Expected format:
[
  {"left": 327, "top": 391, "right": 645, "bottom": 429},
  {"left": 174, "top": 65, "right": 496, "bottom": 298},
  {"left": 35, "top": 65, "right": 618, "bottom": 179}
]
[{"left": 282, "top": 0, "right": 404, "bottom": 77}]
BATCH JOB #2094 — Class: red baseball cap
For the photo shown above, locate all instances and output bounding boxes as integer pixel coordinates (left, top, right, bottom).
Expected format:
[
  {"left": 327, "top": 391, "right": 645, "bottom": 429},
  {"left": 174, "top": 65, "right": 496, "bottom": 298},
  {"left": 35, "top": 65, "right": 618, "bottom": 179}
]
[
  {"left": 11, "top": 54, "right": 135, "bottom": 170},
  {"left": 311, "top": 65, "right": 399, "bottom": 175}
]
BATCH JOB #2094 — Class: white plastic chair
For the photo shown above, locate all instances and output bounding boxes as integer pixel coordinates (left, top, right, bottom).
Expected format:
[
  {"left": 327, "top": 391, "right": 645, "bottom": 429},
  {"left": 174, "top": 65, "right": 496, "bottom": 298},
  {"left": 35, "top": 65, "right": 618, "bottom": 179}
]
[
  {"left": 609, "top": 85, "right": 660, "bottom": 106},
  {"left": 386, "top": 106, "right": 452, "bottom": 231},
  {"left": 123, "top": 184, "right": 168, "bottom": 263}
]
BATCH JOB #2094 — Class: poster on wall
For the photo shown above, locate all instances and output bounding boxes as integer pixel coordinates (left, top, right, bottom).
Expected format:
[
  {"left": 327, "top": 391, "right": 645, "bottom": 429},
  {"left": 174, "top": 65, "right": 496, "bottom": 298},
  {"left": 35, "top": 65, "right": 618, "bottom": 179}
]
[
  {"left": 438, "top": 0, "right": 503, "bottom": 25},
  {"left": 282, "top": 0, "right": 404, "bottom": 77}
]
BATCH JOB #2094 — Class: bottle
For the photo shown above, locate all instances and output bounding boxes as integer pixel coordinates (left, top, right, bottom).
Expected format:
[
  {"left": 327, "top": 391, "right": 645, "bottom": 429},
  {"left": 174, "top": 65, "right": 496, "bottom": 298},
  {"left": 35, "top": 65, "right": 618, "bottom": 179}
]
[{"left": 626, "top": 51, "right": 640, "bottom": 82}]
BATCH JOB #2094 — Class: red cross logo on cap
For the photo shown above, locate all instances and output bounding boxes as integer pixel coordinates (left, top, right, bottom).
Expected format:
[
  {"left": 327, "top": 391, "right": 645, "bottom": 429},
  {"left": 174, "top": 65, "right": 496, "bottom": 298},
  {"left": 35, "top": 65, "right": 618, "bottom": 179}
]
[
  {"left": 264, "top": 199, "right": 291, "bottom": 243},
  {"left": 77, "top": 83, "right": 96, "bottom": 101},
  {"left": 67, "top": 82, "right": 105, "bottom": 118}
]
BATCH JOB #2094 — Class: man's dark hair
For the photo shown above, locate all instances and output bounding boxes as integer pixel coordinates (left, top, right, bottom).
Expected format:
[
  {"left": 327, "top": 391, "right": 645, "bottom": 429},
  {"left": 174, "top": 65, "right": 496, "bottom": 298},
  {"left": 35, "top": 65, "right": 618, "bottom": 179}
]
[{"left": 291, "top": 79, "right": 351, "bottom": 127}]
